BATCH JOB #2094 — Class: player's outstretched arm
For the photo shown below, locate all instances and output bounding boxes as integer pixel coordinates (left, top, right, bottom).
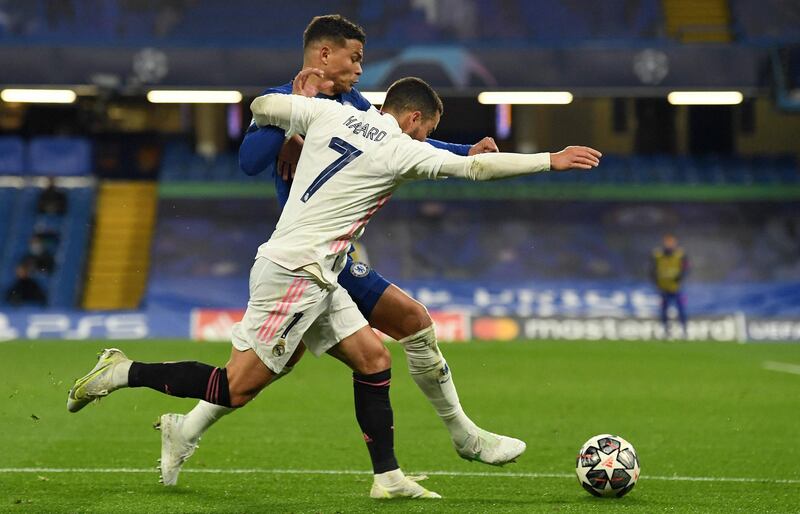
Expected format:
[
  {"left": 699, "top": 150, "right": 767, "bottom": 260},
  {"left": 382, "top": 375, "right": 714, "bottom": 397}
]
[{"left": 437, "top": 145, "right": 601, "bottom": 180}]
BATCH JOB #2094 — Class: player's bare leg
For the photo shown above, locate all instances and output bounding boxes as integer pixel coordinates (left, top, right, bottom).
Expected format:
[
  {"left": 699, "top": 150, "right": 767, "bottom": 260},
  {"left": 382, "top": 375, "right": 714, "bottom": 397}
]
[
  {"left": 370, "top": 284, "right": 526, "bottom": 466},
  {"left": 157, "top": 343, "right": 306, "bottom": 485},
  {"left": 327, "top": 325, "right": 440, "bottom": 499}
]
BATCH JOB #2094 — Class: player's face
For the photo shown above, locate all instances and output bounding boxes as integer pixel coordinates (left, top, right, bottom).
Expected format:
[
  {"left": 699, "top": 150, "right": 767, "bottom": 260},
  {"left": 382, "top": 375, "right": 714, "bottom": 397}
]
[
  {"left": 324, "top": 39, "right": 363, "bottom": 94},
  {"left": 407, "top": 111, "right": 441, "bottom": 142}
]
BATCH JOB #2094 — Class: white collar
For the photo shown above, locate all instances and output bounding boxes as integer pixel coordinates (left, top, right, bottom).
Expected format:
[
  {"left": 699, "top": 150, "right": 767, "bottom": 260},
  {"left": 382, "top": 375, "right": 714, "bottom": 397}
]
[{"left": 378, "top": 110, "right": 402, "bottom": 133}]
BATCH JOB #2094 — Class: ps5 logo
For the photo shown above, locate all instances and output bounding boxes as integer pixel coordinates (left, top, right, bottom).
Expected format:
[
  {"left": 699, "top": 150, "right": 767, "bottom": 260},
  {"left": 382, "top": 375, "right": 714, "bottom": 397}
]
[{"left": 0, "top": 314, "right": 150, "bottom": 340}]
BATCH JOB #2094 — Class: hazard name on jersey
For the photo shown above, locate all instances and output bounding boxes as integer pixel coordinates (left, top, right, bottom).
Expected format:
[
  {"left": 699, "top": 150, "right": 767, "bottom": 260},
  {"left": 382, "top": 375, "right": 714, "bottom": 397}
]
[{"left": 343, "top": 115, "right": 387, "bottom": 142}]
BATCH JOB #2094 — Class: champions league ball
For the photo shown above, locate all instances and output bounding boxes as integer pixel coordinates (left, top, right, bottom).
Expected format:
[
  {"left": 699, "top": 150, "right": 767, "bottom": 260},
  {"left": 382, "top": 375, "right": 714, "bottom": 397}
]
[{"left": 576, "top": 434, "right": 640, "bottom": 498}]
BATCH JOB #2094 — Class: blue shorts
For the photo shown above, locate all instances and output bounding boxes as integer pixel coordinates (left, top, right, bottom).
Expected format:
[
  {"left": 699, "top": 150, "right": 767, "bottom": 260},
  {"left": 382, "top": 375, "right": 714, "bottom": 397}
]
[{"left": 337, "top": 256, "right": 391, "bottom": 319}]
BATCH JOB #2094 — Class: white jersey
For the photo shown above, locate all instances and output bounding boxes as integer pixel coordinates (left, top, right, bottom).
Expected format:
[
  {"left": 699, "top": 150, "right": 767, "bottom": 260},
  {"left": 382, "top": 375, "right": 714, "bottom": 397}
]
[{"left": 256, "top": 95, "right": 454, "bottom": 285}]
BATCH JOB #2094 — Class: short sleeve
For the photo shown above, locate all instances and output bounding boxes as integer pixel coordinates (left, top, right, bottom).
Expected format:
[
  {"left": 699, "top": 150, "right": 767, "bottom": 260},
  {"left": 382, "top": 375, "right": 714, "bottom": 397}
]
[{"left": 393, "top": 138, "right": 460, "bottom": 181}]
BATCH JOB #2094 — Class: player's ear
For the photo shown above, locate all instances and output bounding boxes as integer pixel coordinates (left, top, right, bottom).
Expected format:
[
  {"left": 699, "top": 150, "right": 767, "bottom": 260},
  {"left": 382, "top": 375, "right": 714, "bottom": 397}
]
[{"left": 320, "top": 45, "right": 330, "bottom": 65}]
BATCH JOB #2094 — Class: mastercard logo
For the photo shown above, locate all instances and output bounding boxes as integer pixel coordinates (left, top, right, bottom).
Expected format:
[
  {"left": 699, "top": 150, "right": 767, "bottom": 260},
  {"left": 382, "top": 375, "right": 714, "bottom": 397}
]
[{"left": 472, "top": 317, "right": 519, "bottom": 340}]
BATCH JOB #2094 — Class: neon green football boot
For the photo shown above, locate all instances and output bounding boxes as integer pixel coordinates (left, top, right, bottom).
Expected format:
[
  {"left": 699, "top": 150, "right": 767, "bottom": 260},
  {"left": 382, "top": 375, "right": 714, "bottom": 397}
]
[{"left": 67, "top": 348, "right": 130, "bottom": 413}]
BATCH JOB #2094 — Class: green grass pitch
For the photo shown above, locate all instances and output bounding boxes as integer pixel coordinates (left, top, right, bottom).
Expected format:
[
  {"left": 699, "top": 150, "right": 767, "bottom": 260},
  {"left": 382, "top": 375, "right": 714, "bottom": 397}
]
[{"left": 1, "top": 339, "right": 799, "bottom": 513}]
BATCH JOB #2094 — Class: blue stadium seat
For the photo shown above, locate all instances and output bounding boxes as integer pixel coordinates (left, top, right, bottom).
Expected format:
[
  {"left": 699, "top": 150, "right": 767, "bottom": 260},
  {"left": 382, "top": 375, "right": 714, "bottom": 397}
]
[
  {"left": 0, "top": 0, "right": 671, "bottom": 46},
  {"left": 699, "top": 155, "right": 725, "bottom": 184},
  {"left": 5, "top": 0, "right": 800, "bottom": 48},
  {"left": 0, "top": 188, "right": 39, "bottom": 299},
  {"left": 28, "top": 137, "right": 92, "bottom": 176},
  {"left": 679, "top": 157, "right": 701, "bottom": 185},
  {"left": 47, "top": 187, "right": 95, "bottom": 307},
  {"left": 0, "top": 136, "right": 26, "bottom": 175},
  {"left": 775, "top": 160, "right": 799, "bottom": 183},
  {"left": 0, "top": 185, "right": 96, "bottom": 308},
  {"left": 156, "top": 145, "right": 799, "bottom": 189},
  {"left": 0, "top": 188, "right": 17, "bottom": 251},
  {"left": 160, "top": 141, "right": 194, "bottom": 180}
]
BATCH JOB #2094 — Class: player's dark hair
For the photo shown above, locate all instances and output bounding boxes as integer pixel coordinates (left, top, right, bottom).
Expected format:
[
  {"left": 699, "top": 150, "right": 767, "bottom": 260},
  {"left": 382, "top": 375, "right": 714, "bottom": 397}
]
[
  {"left": 382, "top": 77, "right": 444, "bottom": 119},
  {"left": 303, "top": 14, "right": 366, "bottom": 49}
]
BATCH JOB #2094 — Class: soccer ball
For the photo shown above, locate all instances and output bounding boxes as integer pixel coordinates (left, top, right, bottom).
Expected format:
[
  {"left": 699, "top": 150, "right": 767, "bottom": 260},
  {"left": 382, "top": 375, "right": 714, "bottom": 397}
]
[{"left": 575, "top": 434, "right": 640, "bottom": 498}]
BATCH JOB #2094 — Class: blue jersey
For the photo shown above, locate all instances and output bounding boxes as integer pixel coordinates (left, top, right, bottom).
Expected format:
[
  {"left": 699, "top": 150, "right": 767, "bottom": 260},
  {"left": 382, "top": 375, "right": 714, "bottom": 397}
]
[{"left": 239, "top": 83, "right": 471, "bottom": 208}]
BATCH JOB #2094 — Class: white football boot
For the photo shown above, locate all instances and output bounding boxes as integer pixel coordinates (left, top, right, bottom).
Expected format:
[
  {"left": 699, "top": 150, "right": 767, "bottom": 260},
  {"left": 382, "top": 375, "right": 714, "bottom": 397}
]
[
  {"left": 155, "top": 413, "right": 198, "bottom": 486},
  {"left": 455, "top": 429, "right": 527, "bottom": 466},
  {"left": 370, "top": 470, "right": 441, "bottom": 499},
  {"left": 67, "top": 348, "right": 130, "bottom": 413}
]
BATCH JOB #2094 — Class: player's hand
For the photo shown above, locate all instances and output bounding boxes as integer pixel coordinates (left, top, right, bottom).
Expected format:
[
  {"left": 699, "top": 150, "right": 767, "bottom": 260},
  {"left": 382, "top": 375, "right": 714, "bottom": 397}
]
[
  {"left": 292, "top": 68, "right": 334, "bottom": 97},
  {"left": 278, "top": 135, "right": 304, "bottom": 181},
  {"left": 550, "top": 146, "right": 602, "bottom": 171},
  {"left": 468, "top": 136, "right": 499, "bottom": 155}
]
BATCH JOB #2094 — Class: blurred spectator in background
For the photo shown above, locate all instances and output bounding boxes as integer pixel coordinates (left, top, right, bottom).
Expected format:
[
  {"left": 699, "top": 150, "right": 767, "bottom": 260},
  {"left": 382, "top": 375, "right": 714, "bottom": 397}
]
[
  {"left": 37, "top": 177, "right": 67, "bottom": 216},
  {"left": 651, "top": 234, "right": 689, "bottom": 337},
  {"left": 32, "top": 219, "right": 61, "bottom": 249},
  {"left": 4, "top": 264, "right": 46, "bottom": 306},
  {"left": 22, "top": 234, "right": 55, "bottom": 275}
]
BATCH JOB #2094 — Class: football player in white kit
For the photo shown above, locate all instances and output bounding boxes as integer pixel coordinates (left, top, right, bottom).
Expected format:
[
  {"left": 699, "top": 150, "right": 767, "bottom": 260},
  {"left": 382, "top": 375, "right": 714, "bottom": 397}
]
[{"left": 67, "top": 76, "right": 601, "bottom": 499}]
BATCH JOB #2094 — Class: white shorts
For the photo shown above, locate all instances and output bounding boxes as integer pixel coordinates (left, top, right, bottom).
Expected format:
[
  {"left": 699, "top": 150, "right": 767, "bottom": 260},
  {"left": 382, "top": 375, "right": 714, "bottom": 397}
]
[{"left": 231, "top": 257, "right": 368, "bottom": 374}]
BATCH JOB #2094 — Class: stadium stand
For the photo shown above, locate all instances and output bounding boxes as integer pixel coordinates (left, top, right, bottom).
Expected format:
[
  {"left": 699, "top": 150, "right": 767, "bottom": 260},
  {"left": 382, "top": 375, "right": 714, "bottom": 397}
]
[
  {"left": 730, "top": 0, "right": 800, "bottom": 42},
  {"left": 0, "top": 137, "right": 95, "bottom": 308},
  {"left": 159, "top": 140, "right": 261, "bottom": 183},
  {"left": 3, "top": 0, "right": 800, "bottom": 46},
  {"left": 157, "top": 142, "right": 799, "bottom": 187},
  {"left": 145, "top": 196, "right": 800, "bottom": 318},
  {"left": 0, "top": 0, "right": 667, "bottom": 45},
  {"left": 0, "top": 184, "right": 95, "bottom": 308}
]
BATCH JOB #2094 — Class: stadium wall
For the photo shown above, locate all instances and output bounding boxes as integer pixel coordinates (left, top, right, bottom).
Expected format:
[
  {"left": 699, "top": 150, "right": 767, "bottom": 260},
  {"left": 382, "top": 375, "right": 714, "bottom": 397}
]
[{"left": 1, "top": 308, "right": 798, "bottom": 343}]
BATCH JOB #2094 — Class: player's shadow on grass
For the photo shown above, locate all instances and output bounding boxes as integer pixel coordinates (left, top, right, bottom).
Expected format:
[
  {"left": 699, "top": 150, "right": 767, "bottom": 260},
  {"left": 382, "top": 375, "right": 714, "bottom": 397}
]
[{"left": 574, "top": 494, "right": 646, "bottom": 508}]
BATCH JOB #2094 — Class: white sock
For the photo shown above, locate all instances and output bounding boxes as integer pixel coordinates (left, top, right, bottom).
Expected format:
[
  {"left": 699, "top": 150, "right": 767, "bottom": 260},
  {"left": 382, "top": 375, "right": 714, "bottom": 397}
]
[
  {"left": 112, "top": 360, "right": 132, "bottom": 388},
  {"left": 374, "top": 468, "right": 404, "bottom": 487},
  {"left": 180, "top": 401, "right": 234, "bottom": 442},
  {"left": 399, "top": 326, "right": 477, "bottom": 447}
]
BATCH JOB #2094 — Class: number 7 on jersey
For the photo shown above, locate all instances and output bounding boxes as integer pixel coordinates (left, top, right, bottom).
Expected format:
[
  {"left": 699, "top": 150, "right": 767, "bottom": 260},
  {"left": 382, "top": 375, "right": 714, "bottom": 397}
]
[{"left": 301, "top": 137, "right": 363, "bottom": 203}]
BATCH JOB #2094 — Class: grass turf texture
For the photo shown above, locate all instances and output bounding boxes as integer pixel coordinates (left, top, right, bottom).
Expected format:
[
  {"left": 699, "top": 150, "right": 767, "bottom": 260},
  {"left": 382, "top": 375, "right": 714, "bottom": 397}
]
[{"left": 1, "top": 339, "right": 799, "bottom": 513}]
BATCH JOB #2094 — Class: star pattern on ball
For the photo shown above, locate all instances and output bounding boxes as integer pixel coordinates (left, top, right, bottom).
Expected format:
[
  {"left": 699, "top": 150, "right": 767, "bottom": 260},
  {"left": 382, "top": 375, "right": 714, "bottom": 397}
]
[{"left": 576, "top": 435, "right": 640, "bottom": 497}]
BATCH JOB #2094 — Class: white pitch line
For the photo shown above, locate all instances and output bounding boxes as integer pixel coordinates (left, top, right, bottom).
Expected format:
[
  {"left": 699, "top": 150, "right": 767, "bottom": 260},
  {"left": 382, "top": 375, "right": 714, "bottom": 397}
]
[
  {"left": 762, "top": 361, "right": 800, "bottom": 376},
  {"left": 0, "top": 468, "right": 798, "bottom": 484}
]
